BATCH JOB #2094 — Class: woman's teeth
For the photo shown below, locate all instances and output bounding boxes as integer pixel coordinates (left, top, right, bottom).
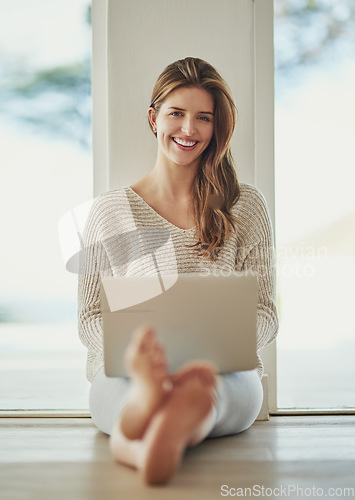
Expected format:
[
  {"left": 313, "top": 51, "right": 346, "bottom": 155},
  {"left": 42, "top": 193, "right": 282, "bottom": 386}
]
[{"left": 173, "top": 138, "right": 197, "bottom": 147}]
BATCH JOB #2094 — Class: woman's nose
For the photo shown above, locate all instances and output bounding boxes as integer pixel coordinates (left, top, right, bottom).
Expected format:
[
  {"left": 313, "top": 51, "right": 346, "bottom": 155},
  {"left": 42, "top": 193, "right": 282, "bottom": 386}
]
[{"left": 181, "top": 118, "right": 196, "bottom": 136}]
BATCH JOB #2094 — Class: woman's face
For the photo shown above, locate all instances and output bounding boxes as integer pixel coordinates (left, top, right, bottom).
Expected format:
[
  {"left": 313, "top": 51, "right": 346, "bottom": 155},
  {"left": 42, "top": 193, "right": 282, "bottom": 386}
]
[{"left": 149, "top": 86, "right": 214, "bottom": 170}]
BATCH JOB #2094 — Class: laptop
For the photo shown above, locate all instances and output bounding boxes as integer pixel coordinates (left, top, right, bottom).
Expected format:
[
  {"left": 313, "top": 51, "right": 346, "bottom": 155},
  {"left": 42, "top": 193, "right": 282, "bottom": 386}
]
[{"left": 101, "top": 272, "right": 258, "bottom": 377}]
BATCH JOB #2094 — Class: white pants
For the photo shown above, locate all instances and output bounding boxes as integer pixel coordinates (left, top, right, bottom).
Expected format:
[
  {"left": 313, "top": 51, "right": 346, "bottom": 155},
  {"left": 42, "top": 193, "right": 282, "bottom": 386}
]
[{"left": 89, "top": 367, "right": 263, "bottom": 438}]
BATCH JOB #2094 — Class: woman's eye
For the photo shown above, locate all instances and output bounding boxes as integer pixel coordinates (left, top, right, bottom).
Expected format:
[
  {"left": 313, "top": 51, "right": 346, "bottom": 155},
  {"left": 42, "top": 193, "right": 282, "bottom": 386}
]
[
  {"left": 199, "top": 116, "right": 211, "bottom": 122},
  {"left": 170, "top": 111, "right": 182, "bottom": 116}
]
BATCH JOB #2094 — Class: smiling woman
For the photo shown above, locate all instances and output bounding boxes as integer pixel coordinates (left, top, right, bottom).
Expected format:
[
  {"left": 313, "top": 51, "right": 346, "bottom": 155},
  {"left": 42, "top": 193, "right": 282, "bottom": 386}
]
[{"left": 78, "top": 57, "right": 278, "bottom": 485}]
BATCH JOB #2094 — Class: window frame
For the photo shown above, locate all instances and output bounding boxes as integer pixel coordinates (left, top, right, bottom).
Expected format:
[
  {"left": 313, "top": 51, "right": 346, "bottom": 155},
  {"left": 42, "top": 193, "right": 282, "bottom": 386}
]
[{"left": 254, "top": 0, "right": 278, "bottom": 413}]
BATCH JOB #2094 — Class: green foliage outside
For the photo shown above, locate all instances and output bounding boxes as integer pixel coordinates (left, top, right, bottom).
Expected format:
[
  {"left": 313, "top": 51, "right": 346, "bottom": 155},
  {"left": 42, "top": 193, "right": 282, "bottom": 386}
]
[{"left": 0, "top": 5, "right": 92, "bottom": 150}]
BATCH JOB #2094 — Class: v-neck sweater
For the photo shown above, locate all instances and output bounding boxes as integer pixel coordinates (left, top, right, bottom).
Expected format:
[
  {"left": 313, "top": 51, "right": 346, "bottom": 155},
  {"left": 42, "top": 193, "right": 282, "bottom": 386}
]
[{"left": 78, "top": 183, "right": 279, "bottom": 383}]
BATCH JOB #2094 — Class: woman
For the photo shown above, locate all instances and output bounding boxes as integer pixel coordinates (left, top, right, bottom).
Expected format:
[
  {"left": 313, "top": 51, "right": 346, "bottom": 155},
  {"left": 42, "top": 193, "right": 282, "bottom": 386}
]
[{"left": 78, "top": 57, "right": 278, "bottom": 485}]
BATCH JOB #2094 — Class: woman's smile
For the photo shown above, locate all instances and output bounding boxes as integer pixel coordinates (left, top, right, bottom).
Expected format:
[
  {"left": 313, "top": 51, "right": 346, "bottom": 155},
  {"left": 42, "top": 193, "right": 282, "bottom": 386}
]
[{"left": 172, "top": 137, "right": 198, "bottom": 150}]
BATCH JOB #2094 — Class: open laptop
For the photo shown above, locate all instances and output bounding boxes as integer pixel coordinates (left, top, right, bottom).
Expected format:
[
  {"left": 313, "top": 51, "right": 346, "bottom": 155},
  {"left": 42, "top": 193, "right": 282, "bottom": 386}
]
[{"left": 101, "top": 272, "right": 258, "bottom": 377}]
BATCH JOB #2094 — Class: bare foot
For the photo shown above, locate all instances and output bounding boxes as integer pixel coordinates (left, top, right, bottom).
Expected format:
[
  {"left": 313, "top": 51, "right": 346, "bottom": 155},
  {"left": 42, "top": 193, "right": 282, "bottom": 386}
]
[
  {"left": 140, "top": 363, "right": 217, "bottom": 485},
  {"left": 119, "top": 325, "right": 172, "bottom": 440}
]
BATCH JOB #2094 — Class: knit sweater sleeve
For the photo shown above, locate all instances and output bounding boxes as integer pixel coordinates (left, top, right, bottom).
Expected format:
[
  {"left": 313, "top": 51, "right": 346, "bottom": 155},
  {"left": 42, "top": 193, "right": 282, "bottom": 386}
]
[
  {"left": 236, "top": 185, "right": 279, "bottom": 354},
  {"left": 77, "top": 196, "right": 113, "bottom": 382}
]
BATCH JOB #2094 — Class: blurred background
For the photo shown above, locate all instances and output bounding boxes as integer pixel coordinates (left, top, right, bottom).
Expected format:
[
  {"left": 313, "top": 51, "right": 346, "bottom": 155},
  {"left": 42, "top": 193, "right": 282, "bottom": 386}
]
[
  {"left": 0, "top": 0, "right": 354, "bottom": 410},
  {"left": 274, "top": 0, "right": 355, "bottom": 409},
  {"left": 0, "top": 0, "right": 92, "bottom": 409}
]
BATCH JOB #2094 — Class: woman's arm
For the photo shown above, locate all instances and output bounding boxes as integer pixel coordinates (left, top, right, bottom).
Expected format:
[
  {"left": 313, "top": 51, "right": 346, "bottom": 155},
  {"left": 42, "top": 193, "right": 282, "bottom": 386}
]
[
  {"left": 77, "top": 198, "right": 113, "bottom": 382},
  {"left": 236, "top": 185, "right": 279, "bottom": 353},
  {"left": 241, "top": 236, "right": 278, "bottom": 353}
]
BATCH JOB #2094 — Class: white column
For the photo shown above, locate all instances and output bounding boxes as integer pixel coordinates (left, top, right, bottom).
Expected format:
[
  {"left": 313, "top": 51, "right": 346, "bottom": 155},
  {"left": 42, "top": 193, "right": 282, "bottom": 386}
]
[
  {"left": 92, "top": 0, "right": 110, "bottom": 197},
  {"left": 92, "top": 0, "right": 276, "bottom": 410}
]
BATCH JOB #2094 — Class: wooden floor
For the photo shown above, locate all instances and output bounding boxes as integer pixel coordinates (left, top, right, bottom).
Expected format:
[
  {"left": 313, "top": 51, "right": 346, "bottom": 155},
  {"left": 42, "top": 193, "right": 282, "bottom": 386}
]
[{"left": 1, "top": 416, "right": 355, "bottom": 500}]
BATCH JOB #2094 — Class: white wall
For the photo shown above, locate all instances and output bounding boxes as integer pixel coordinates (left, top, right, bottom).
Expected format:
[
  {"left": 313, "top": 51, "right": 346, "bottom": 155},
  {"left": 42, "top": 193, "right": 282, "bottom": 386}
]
[{"left": 92, "top": 0, "right": 277, "bottom": 410}]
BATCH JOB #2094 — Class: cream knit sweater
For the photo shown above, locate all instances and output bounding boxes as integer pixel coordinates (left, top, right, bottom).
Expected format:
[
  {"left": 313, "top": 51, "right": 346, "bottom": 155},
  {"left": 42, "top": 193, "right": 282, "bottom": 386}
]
[{"left": 78, "top": 183, "right": 279, "bottom": 383}]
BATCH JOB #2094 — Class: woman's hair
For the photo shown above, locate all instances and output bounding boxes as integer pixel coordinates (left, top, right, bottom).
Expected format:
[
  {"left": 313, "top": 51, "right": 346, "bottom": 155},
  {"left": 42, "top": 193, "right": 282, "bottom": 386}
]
[{"left": 149, "top": 57, "right": 240, "bottom": 262}]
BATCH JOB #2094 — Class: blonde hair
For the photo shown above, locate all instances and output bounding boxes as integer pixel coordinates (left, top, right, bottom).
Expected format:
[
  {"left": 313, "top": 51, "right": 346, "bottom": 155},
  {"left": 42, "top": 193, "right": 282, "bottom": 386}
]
[{"left": 149, "top": 57, "right": 240, "bottom": 261}]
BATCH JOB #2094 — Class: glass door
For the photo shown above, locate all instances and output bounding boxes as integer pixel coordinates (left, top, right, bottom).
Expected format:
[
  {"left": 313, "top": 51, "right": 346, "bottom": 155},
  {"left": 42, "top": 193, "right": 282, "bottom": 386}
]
[{"left": 274, "top": 0, "right": 355, "bottom": 409}]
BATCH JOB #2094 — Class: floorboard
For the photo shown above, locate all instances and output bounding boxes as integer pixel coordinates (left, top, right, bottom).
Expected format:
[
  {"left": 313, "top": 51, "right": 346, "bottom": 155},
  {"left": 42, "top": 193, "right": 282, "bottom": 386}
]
[{"left": 1, "top": 416, "right": 355, "bottom": 500}]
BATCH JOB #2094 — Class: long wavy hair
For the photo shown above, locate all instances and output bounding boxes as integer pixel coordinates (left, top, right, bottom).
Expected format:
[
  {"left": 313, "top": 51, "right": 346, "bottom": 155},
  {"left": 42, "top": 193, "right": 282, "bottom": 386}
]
[{"left": 149, "top": 57, "right": 240, "bottom": 262}]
